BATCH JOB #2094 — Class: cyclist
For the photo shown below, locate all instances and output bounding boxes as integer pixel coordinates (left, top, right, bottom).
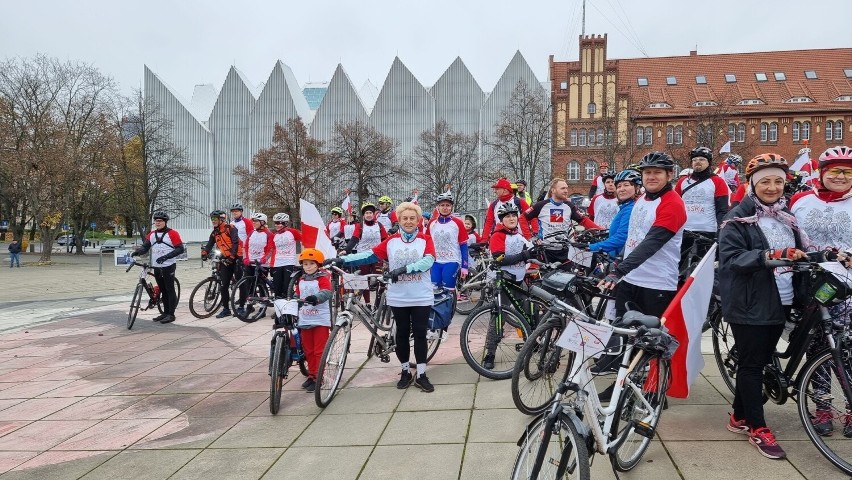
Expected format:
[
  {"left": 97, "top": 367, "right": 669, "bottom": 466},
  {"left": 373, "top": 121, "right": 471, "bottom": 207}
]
[
  {"left": 237, "top": 213, "right": 274, "bottom": 317},
  {"left": 294, "top": 248, "right": 333, "bottom": 392},
  {"left": 343, "top": 211, "right": 357, "bottom": 244},
  {"left": 719, "top": 153, "right": 743, "bottom": 192},
  {"left": 376, "top": 195, "right": 399, "bottom": 234},
  {"left": 588, "top": 163, "right": 610, "bottom": 198},
  {"left": 675, "top": 146, "right": 730, "bottom": 263},
  {"left": 230, "top": 202, "right": 251, "bottom": 285},
  {"left": 131, "top": 211, "right": 185, "bottom": 324},
  {"left": 270, "top": 213, "right": 302, "bottom": 299},
  {"left": 335, "top": 201, "right": 437, "bottom": 392},
  {"left": 524, "top": 177, "right": 600, "bottom": 262},
  {"left": 588, "top": 169, "right": 641, "bottom": 258},
  {"left": 344, "top": 202, "right": 388, "bottom": 304},
  {"left": 587, "top": 172, "right": 619, "bottom": 229},
  {"left": 326, "top": 207, "right": 347, "bottom": 249},
  {"left": 482, "top": 178, "right": 535, "bottom": 240},
  {"left": 516, "top": 179, "right": 532, "bottom": 206},
  {"left": 201, "top": 210, "right": 241, "bottom": 318},
  {"left": 426, "top": 192, "right": 469, "bottom": 328},
  {"left": 718, "top": 153, "right": 808, "bottom": 460}
]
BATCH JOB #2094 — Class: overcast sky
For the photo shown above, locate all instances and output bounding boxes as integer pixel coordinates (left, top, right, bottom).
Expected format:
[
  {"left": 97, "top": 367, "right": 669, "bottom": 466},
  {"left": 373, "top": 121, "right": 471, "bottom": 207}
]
[{"left": 2, "top": 0, "right": 851, "bottom": 101}]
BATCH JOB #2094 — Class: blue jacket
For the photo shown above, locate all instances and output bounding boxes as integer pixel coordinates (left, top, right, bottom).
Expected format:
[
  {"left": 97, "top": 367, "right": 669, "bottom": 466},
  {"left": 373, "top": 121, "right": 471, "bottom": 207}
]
[{"left": 588, "top": 199, "right": 634, "bottom": 258}]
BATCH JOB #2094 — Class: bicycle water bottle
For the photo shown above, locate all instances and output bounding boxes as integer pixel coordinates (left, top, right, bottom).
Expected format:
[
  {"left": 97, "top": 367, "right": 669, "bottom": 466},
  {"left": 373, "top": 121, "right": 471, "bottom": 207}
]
[
  {"left": 152, "top": 284, "right": 160, "bottom": 299},
  {"left": 292, "top": 329, "right": 303, "bottom": 360}
]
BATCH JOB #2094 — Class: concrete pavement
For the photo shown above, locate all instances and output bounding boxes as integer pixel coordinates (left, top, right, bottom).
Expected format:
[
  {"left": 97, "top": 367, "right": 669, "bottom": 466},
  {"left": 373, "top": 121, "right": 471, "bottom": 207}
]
[{"left": 0, "top": 252, "right": 848, "bottom": 479}]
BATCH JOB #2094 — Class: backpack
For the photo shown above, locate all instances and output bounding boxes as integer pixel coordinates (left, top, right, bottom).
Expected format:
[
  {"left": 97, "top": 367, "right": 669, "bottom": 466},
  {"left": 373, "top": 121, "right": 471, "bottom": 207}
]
[{"left": 429, "top": 288, "right": 455, "bottom": 330}]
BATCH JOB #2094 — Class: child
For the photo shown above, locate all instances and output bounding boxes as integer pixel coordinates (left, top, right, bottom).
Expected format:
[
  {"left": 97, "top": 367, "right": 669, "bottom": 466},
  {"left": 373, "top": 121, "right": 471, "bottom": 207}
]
[{"left": 294, "top": 248, "right": 333, "bottom": 392}]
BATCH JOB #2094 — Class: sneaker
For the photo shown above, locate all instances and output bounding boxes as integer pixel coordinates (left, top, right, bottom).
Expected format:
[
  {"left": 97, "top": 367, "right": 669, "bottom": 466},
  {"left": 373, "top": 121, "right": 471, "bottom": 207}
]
[
  {"left": 483, "top": 355, "right": 495, "bottom": 370},
  {"left": 812, "top": 409, "right": 835, "bottom": 436},
  {"left": 440, "top": 330, "right": 449, "bottom": 342},
  {"left": 159, "top": 314, "right": 176, "bottom": 324},
  {"left": 844, "top": 413, "right": 852, "bottom": 438},
  {"left": 236, "top": 307, "right": 246, "bottom": 317},
  {"left": 414, "top": 374, "right": 435, "bottom": 393},
  {"left": 426, "top": 330, "right": 441, "bottom": 341},
  {"left": 303, "top": 378, "right": 316, "bottom": 392},
  {"left": 152, "top": 313, "right": 167, "bottom": 322},
  {"left": 748, "top": 427, "right": 786, "bottom": 459},
  {"left": 726, "top": 413, "right": 750, "bottom": 435},
  {"left": 216, "top": 309, "right": 232, "bottom": 319},
  {"left": 396, "top": 369, "right": 414, "bottom": 389},
  {"left": 301, "top": 378, "right": 314, "bottom": 389}
]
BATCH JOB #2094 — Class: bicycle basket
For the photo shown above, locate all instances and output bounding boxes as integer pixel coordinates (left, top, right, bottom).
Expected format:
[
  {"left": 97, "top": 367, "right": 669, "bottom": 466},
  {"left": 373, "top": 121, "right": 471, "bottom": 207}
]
[
  {"left": 541, "top": 270, "right": 577, "bottom": 296},
  {"left": 633, "top": 327, "right": 679, "bottom": 360},
  {"left": 813, "top": 262, "right": 852, "bottom": 306},
  {"left": 429, "top": 288, "right": 455, "bottom": 330}
]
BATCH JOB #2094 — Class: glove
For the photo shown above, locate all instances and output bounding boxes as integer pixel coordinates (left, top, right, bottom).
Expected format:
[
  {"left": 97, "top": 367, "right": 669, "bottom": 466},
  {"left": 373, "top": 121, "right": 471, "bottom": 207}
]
[
  {"left": 155, "top": 256, "right": 166, "bottom": 264},
  {"left": 598, "top": 272, "right": 621, "bottom": 289},
  {"left": 523, "top": 248, "right": 536, "bottom": 260},
  {"left": 243, "top": 257, "right": 250, "bottom": 266},
  {"left": 460, "top": 268, "right": 469, "bottom": 278},
  {"left": 767, "top": 248, "right": 797, "bottom": 260},
  {"left": 201, "top": 250, "right": 209, "bottom": 261},
  {"left": 572, "top": 242, "right": 589, "bottom": 249},
  {"left": 323, "top": 257, "right": 343, "bottom": 267},
  {"left": 221, "top": 257, "right": 233, "bottom": 266},
  {"left": 131, "top": 250, "right": 144, "bottom": 257},
  {"left": 304, "top": 295, "right": 318, "bottom": 306},
  {"left": 389, "top": 266, "right": 408, "bottom": 282},
  {"left": 388, "top": 225, "right": 400, "bottom": 235}
]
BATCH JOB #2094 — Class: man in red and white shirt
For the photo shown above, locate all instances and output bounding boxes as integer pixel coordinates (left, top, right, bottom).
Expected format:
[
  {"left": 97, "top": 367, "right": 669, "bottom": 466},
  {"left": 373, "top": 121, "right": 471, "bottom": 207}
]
[
  {"left": 588, "top": 173, "right": 619, "bottom": 229},
  {"left": 675, "top": 146, "right": 730, "bottom": 261},
  {"left": 482, "top": 178, "right": 536, "bottom": 240},
  {"left": 525, "top": 178, "right": 600, "bottom": 262},
  {"left": 270, "top": 212, "right": 302, "bottom": 298},
  {"left": 326, "top": 207, "right": 347, "bottom": 249},
  {"left": 588, "top": 163, "right": 611, "bottom": 198},
  {"left": 131, "top": 211, "right": 185, "bottom": 324},
  {"left": 237, "top": 212, "right": 274, "bottom": 317},
  {"left": 718, "top": 154, "right": 742, "bottom": 192}
]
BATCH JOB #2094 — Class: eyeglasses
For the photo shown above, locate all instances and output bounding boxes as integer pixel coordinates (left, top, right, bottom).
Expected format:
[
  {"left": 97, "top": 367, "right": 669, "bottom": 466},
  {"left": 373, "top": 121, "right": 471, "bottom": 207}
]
[
  {"left": 824, "top": 168, "right": 852, "bottom": 178},
  {"left": 274, "top": 221, "right": 285, "bottom": 225}
]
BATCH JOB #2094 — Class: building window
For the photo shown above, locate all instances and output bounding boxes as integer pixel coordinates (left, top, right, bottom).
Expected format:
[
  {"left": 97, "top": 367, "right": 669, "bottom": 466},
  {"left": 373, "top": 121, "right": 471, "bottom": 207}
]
[
  {"left": 637, "top": 77, "right": 648, "bottom": 86},
  {"left": 697, "top": 125, "right": 713, "bottom": 145},
  {"left": 845, "top": 69, "right": 852, "bottom": 79},
  {"left": 836, "top": 121, "right": 844, "bottom": 141},
  {"left": 666, "top": 76, "right": 677, "bottom": 85},
  {"left": 728, "top": 124, "right": 736, "bottom": 143},
  {"left": 695, "top": 75, "right": 707, "bottom": 84},
  {"left": 585, "top": 161, "right": 597, "bottom": 181},
  {"left": 804, "top": 70, "right": 818, "bottom": 79},
  {"left": 802, "top": 121, "right": 811, "bottom": 141},
  {"left": 570, "top": 128, "right": 577, "bottom": 146},
  {"left": 827, "top": 121, "right": 834, "bottom": 141},
  {"left": 737, "top": 123, "right": 746, "bottom": 143},
  {"left": 567, "top": 160, "right": 580, "bottom": 181},
  {"left": 596, "top": 128, "right": 604, "bottom": 146},
  {"left": 725, "top": 74, "right": 736, "bottom": 83},
  {"left": 774, "top": 72, "right": 786, "bottom": 81},
  {"left": 588, "top": 103, "right": 596, "bottom": 115},
  {"left": 760, "top": 123, "right": 768, "bottom": 142},
  {"left": 579, "top": 129, "right": 587, "bottom": 146},
  {"left": 792, "top": 121, "right": 800, "bottom": 142},
  {"left": 606, "top": 128, "right": 613, "bottom": 145},
  {"left": 644, "top": 127, "right": 653, "bottom": 146},
  {"left": 636, "top": 127, "right": 644, "bottom": 145},
  {"left": 666, "top": 126, "right": 674, "bottom": 145},
  {"left": 674, "top": 126, "right": 683, "bottom": 145},
  {"left": 588, "top": 129, "right": 596, "bottom": 146},
  {"left": 560, "top": 81, "right": 568, "bottom": 90},
  {"left": 769, "top": 122, "right": 778, "bottom": 142},
  {"left": 755, "top": 72, "right": 768, "bottom": 82}
]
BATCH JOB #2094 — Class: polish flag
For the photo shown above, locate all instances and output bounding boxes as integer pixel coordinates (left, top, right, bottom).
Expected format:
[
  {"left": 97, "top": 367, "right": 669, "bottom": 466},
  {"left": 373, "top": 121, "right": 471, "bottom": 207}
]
[
  {"left": 299, "top": 199, "right": 337, "bottom": 260},
  {"left": 341, "top": 194, "right": 352, "bottom": 215},
  {"left": 411, "top": 191, "right": 419, "bottom": 205},
  {"left": 662, "top": 243, "right": 717, "bottom": 398}
]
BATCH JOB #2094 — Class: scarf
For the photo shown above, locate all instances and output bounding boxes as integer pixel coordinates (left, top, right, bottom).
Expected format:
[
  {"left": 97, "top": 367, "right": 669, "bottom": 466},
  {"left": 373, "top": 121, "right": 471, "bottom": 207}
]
[
  {"left": 498, "top": 192, "right": 514, "bottom": 203},
  {"left": 721, "top": 193, "right": 810, "bottom": 247},
  {"left": 400, "top": 229, "right": 418, "bottom": 242},
  {"left": 815, "top": 187, "right": 852, "bottom": 203},
  {"left": 690, "top": 167, "right": 713, "bottom": 182}
]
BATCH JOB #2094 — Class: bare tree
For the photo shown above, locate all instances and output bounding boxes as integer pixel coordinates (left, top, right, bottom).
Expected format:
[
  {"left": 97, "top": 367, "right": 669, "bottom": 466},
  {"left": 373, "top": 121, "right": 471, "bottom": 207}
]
[
  {"left": 486, "top": 80, "right": 552, "bottom": 198},
  {"left": 412, "top": 120, "right": 480, "bottom": 212},
  {"left": 328, "top": 119, "right": 399, "bottom": 207},
  {"left": 234, "top": 119, "right": 328, "bottom": 225}
]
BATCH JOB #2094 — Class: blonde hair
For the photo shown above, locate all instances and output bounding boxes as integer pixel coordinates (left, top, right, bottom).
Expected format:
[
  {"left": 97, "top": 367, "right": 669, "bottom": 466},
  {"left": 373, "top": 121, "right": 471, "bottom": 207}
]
[
  {"left": 548, "top": 177, "right": 567, "bottom": 197},
  {"left": 395, "top": 201, "right": 422, "bottom": 219}
]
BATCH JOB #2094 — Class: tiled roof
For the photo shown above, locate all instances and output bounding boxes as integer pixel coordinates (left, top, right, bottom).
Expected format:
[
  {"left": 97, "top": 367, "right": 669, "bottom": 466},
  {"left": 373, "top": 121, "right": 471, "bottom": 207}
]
[{"left": 614, "top": 48, "right": 852, "bottom": 118}]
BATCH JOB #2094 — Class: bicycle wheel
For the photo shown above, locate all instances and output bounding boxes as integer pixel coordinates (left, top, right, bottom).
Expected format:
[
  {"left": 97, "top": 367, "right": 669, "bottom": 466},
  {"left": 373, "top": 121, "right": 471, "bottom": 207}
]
[
  {"left": 232, "top": 276, "right": 269, "bottom": 323},
  {"left": 127, "top": 283, "right": 144, "bottom": 330},
  {"left": 710, "top": 309, "right": 737, "bottom": 395},
  {"left": 269, "top": 334, "right": 290, "bottom": 415},
  {"left": 512, "top": 412, "right": 590, "bottom": 480},
  {"left": 796, "top": 348, "right": 852, "bottom": 475},
  {"left": 609, "top": 355, "right": 670, "bottom": 472},
  {"left": 511, "top": 318, "right": 573, "bottom": 415},
  {"left": 156, "top": 278, "right": 182, "bottom": 314},
  {"left": 460, "top": 304, "right": 528, "bottom": 380},
  {"left": 456, "top": 270, "right": 485, "bottom": 315},
  {"left": 189, "top": 277, "right": 221, "bottom": 319},
  {"left": 315, "top": 320, "right": 351, "bottom": 407}
]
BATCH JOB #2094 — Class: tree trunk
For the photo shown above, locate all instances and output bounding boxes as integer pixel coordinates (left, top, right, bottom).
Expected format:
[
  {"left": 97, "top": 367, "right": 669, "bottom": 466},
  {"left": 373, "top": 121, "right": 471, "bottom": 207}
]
[{"left": 38, "top": 227, "right": 54, "bottom": 263}]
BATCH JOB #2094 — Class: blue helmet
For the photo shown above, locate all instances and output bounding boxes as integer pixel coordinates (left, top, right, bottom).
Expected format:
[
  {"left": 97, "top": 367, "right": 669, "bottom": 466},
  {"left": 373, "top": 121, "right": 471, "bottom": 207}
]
[{"left": 614, "top": 169, "right": 642, "bottom": 186}]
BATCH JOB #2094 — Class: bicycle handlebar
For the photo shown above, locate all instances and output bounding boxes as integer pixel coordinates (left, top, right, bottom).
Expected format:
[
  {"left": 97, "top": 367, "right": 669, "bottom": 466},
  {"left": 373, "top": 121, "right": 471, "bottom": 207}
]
[
  {"left": 528, "top": 285, "right": 642, "bottom": 337},
  {"left": 125, "top": 260, "right": 148, "bottom": 273}
]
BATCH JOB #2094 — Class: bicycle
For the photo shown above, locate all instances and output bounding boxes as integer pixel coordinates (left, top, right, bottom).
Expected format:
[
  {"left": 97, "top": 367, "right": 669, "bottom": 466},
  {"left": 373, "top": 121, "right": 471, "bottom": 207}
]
[
  {"left": 456, "top": 242, "right": 493, "bottom": 315},
  {"left": 125, "top": 261, "right": 182, "bottom": 330},
  {"left": 188, "top": 250, "right": 232, "bottom": 319},
  {"left": 512, "top": 285, "right": 675, "bottom": 479},
  {"left": 712, "top": 255, "right": 852, "bottom": 474},
  {"left": 229, "top": 260, "right": 274, "bottom": 322},
  {"left": 459, "top": 257, "right": 557, "bottom": 380},
  {"left": 314, "top": 267, "right": 443, "bottom": 408}
]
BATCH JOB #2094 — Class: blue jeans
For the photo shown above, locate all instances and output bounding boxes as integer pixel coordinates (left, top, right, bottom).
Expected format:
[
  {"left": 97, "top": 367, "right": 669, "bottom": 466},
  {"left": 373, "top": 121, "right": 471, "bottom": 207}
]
[{"left": 9, "top": 253, "right": 20, "bottom": 267}]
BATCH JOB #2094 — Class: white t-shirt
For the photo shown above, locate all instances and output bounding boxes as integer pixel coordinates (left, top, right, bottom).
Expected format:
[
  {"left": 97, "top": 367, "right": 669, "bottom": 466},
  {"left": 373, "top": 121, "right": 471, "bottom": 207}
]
[
  {"left": 675, "top": 175, "right": 729, "bottom": 232},
  {"left": 296, "top": 275, "right": 332, "bottom": 328},
  {"left": 623, "top": 190, "right": 686, "bottom": 291},
  {"left": 489, "top": 228, "right": 532, "bottom": 281},
  {"left": 356, "top": 222, "right": 383, "bottom": 253},
  {"left": 146, "top": 229, "right": 183, "bottom": 267},
  {"left": 271, "top": 228, "right": 301, "bottom": 267},
  {"left": 245, "top": 229, "right": 273, "bottom": 265},
  {"left": 757, "top": 216, "right": 795, "bottom": 305},
  {"left": 231, "top": 216, "right": 250, "bottom": 243},
  {"left": 791, "top": 191, "right": 852, "bottom": 251},
  {"left": 372, "top": 234, "right": 435, "bottom": 307},
  {"left": 427, "top": 216, "right": 467, "bottom": 265},
  {"left": 589, "top": 194, "right": 619, "bottom": 229}
]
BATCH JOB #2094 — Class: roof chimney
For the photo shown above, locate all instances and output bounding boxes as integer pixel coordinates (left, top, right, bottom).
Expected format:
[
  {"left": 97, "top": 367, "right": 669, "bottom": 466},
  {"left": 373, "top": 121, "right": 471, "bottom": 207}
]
[{"left": 690, "top": 50, "right": 697, "bottom": 56}]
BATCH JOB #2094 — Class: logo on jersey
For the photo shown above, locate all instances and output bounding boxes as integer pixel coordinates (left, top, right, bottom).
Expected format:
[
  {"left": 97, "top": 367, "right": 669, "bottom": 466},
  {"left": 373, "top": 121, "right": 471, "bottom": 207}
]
[{"left": 549, "top": 209, "right": 564, "bottom": 223}]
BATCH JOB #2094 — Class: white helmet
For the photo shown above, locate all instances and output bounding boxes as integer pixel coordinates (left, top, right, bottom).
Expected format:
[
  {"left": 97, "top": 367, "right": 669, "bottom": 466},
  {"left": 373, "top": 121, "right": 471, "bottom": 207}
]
[
  {"left": 251, "top": 213, "right": 267, "bottom": 223},
  {"left": 435, "top": 192, "right": 454, "bottom": 204},
  {"left": 273, "top": 213, "right": 289, "bottom": 223},
  {"left": 679, "top": 168, "right": 693, "bottom": 177}
]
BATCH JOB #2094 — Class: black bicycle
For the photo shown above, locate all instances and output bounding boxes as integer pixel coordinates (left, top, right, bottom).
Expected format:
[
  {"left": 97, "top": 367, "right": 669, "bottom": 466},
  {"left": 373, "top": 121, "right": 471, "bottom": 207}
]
[
  {"left": 125, "top": 261, "right": 181, "bottom": 330},
  {"left": 229, "top": 261, "right": 273, "bottom": 322},
  {"left": 189, "top": 250, "right": 231, "bottom": 319}
]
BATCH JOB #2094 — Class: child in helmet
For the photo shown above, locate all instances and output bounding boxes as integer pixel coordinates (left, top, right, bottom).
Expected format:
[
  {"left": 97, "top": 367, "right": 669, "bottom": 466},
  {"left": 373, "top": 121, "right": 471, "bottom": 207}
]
[{"left": 295, "top": 248, "right": 333, "bottom": 392}]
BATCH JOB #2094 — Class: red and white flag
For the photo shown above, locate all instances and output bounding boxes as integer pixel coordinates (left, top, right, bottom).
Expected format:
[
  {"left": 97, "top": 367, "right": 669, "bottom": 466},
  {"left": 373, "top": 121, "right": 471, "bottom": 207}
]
[
  {"left": 411, "top": 191, "right": 419, "bottom": 205},
  {"left": 341, "top": 194, "right": 352, "bottom": 215},
  {"left": 662, "top": 243, "right": 717, "bottom": 398},
  {"left": 299, "top": 199, "right": 337, "bottom": 260}
]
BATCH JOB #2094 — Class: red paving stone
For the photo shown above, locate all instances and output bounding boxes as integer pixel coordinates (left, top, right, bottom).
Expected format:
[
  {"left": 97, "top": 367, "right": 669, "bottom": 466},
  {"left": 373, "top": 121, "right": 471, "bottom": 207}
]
[
  {"left": 173, "top": 347, "right": 234, "bottom": 361},
  {"left": 8, "top": 449, "right": 113, "bottom": 472},
  {"left": 53, "top": 418, "right": 170, "bottom": 450},
  {"left": 0, "top": 421, "right": 31, "bottom": 439},
  {"left": 0, "top": 397, "right": 83, "bottom": 421},
  {"left": 192, "top": 357, "right": 262, "bottom": 375},
  {"left": 131, "top": 415, "right": 243, "bottom": 449},
  {"left": 156, "top": 374, "right": 238, "bottom": 394},
  {"left": 109, "top": 393, "right": 208, "bottom": 419},
  {"left": 0, "top": 420, "right": 100, "bottom": 450},
  {"left": 38, "top": 378, "right": 125, "bottom": 398},
  {"left": 85, "top": 362, "right": 159, "bottom": 379},
  {"left": 182, "top": 392, "right": 268, "bottom": 418},
  {"left": 216, "top": 372, "right": 269, "bottom": 393},
  {"left": 137, "top": 360, "right": 212, "bottom": 377},
  {"left": 44, "top": 396, "right": 144, "bottom": 421},
  {"left": 95, "top": 376, "right": 181, "bottom": 396},
  {"left": 0, "top": 451, "right": 39, "bottom": 475}
]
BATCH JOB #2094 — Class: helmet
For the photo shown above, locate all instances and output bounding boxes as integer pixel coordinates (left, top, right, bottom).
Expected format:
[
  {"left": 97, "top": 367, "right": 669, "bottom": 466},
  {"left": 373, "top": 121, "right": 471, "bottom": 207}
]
[
  {"left": 510, "top": 183, "right": 518, "bottom": 191},
  {"left": 614, "top": 169, "right": 642, "bottom": 186},
  {"left": 745, "top": 153, "right": 788, "bottom": 178},
  {"left": 638, "top": 152, "right": 675, "bottom": 171},
  {"left": 516, "top": 180, "right": 527, "bottom": 186},
  {"left": 361, "top": 202, "right": 377, "bottom": 213},
  {"left": 497, "top": 201, "right": 520, "bottom": 220},
  {"left": 679, "top": 168, "right": 693, "bottom": 177},
  {"left": 378, "top": 196, "right": 392, "bottom": 204},
  {"left": 152, "top": 211, "right": 169, "bottom": 221},
  {"left": 601, "top": 172, "right": 616, "bottom": 181},
  {"left": 331, "top": 207, "right": 344, "bottom": 216},
  {"left": 818, "top": 146, "right": 852, "bottom": 170},
  {"left": 435, "top": 192, "right": 454, "bottom": 204},
  {"left": 251, "top": 212, "right": 268, "bottom": 223},
  {"left": 726, "top": 153, "right": 743, "bottom": 165},
  {"left": 209, "top": 209, "right": 225, "bottom": 219},
  {"left": 298, "top": 248, "right": 325, "bottom": 264},
  {"left": 273, "top": 213, "right": 289, "bottom": 223},
  {"left": 230, "top": 203, "right": 244, "bottom": 212},
  {"left": 689, "top": 146, "right": 713, "bottom": 162}
]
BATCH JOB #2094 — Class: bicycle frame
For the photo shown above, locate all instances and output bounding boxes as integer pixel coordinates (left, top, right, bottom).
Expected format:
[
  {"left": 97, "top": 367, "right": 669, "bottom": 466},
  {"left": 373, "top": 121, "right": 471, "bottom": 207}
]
[
  {"left": 329, "top": 267, "right": 395, "bottom": 356},
  {"left": 493, "top": 268, "right": 542, "bottom": 336}
]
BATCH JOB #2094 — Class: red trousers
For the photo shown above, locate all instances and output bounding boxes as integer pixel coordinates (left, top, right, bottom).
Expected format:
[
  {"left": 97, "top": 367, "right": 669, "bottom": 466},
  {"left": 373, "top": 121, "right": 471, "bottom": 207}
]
[{"left": 301, "top": 326, "right": 330, "bottom": 379}]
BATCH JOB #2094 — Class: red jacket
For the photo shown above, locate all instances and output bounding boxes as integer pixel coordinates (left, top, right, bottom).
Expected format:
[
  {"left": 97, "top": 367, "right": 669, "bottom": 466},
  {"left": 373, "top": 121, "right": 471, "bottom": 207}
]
[{"left": 482, "top": 197, "right": 536, "bottom": 241}]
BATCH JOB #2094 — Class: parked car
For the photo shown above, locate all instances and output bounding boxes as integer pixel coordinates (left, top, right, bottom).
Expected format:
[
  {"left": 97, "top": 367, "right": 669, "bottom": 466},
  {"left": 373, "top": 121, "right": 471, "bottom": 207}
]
[
  {"left": 55, "top": 235, "right": 91, "bottom": 247},
  {"left": 99, "top": 239, "right": 124, "bottom": 252}
]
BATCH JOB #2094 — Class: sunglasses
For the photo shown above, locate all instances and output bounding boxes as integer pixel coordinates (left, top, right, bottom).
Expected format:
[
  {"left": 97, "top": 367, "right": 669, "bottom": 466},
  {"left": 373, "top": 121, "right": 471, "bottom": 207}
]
[
  {"left": 824, "top": 168, "right": 852, "bottom": 178},
  {"left": 274, "top": 221, "right": 285, "bottom": 225}
]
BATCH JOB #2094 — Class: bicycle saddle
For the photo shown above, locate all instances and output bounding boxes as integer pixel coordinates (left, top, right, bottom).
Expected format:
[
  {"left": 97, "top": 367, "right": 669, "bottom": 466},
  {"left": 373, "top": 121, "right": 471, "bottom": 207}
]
[{"left": 614, "top": 310, "right": 661, "bottom": 329}]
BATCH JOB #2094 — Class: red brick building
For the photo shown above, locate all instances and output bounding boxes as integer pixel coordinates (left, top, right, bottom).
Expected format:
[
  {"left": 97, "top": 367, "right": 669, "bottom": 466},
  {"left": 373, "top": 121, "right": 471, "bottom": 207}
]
[{"left": 550, "top": 34, "right": 852, "bottom": 193}]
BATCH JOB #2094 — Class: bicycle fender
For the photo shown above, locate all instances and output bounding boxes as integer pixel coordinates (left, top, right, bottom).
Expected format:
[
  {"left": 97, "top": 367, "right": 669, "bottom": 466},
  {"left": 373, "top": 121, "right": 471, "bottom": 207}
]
[
  {"left": 516, "top": 413, "right": 546, "bottom": 446},
  {"left": 335, "top": 311, "right": 352, "bottom": 327}
]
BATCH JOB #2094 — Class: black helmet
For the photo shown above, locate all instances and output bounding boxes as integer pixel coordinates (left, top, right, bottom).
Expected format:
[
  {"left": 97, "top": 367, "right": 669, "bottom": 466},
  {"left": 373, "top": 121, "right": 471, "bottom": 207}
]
[
  {"left": 230, "top": 203, "right": 244, "bottom": 212},
  {"left": 689, "top": 146, "right": 713, "bottom": 162},
  {"left": 601, "top": 172, "right": 616, "bottom": 181},
  {"left": 497, "top": 202, "right": 520, "bottom": 220},
  {"left": 152, "top": 211, "right": 169, "bottom": 221},
  {"left": 209, "top": 209, "right": 225, "bottom": 219},
  {"left": 638, "top": 151, "right": 675, "bottom": 171}
]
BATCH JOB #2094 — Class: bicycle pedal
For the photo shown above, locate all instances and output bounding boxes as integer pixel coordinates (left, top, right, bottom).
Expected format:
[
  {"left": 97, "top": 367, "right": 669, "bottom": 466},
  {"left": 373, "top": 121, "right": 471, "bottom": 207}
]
[
  {"left": 514, "top": 343, "right": 525, "bottom": 352},
  {"left": 380, "top": 355, "right": 390, "bottom": 363},
  {"left": 633, "top": 420, "right": 655, "bottom": 438}
]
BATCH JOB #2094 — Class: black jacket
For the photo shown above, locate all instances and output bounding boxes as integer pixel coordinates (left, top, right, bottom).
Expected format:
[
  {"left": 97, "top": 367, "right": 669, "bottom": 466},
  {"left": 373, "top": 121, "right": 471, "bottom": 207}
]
[
  {"left": 718, "top": 195, "right": 805, "bottom": 326},
  {"left": 7, "top": 242, "right": 21, "bottom": 254}
]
